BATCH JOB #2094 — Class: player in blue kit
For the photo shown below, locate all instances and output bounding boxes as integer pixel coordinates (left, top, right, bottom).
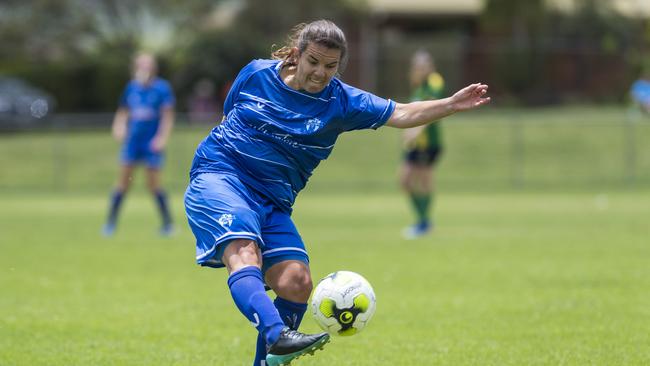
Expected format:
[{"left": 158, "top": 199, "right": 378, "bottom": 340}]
[
  {"left": 184, "top": 20, "right": 490, "bottom": 366},
  {"left": 103, "top": 53, "right": 175, "bottom": 236},
  {"left": 631, "top": 72, "right": 650, "bottom": 114}
]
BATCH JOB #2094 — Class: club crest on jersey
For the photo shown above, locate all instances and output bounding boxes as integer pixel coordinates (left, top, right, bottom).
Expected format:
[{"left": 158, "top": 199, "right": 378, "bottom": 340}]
[
  {"left": 305, "top": 117, "right": 322, "bottom": 132},
  {"left": 218, "top": 213, "right": 234, "bottom": 227}
]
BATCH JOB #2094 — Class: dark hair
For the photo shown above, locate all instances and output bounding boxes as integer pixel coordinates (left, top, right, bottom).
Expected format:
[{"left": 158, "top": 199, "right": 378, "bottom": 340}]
[{"left": 272, "top": 20, "right": 348, "bottom": 71}]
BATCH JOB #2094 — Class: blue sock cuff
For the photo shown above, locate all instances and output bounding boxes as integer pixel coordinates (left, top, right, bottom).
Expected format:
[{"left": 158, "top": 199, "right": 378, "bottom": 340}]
[
  {"left": 274, "top": 296, "right": 308, "bottom": 312},
  {"left": 227, "top": 266, "right": 263, "bottom": 288}
]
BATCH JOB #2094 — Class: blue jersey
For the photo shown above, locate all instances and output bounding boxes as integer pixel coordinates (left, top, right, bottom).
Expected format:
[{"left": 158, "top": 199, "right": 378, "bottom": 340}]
[
  {"left": 119, "top": 77, "right": 175, "bottom": 144},
  {"left": 190, "top": 59, "right": 395, "bottom": 213}
]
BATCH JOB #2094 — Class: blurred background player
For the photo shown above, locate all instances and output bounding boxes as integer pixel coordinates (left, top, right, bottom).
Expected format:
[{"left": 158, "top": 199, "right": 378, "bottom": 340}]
[
  {"left": 400, "top": 50, "right": 445, "bottom": 239},
  {"left": 103, "top": 53, "right": 176, "bottom": 236},
  {"left": 630, "top": 70, "right": 650, "bottom": 114}
]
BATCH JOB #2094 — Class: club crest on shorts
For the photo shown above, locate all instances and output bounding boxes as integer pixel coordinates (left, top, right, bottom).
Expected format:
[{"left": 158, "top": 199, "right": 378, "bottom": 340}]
[{"left": 218, "top": 213, "right": 234, "bottom": 227}]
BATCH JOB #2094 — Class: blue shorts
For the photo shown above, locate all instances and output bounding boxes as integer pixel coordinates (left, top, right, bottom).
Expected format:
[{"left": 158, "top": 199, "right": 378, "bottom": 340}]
[
  {"left": 121, "top": 142, "right": 164, "bottom": 168},
  {"left": 184, "top": 172, "right": 309, "bottom": 273}
]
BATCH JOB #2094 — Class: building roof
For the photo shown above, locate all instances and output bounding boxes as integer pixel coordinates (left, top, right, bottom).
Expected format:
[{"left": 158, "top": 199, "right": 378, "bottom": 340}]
[
  {"left": 364, "top": 0, "right": 483, "bottom": 15},
  {"left": 550, "top": 0, "right": 650, "bottom": 18},
  {"left": 363, "top": 0, "right": 650, "bottom": 18}
]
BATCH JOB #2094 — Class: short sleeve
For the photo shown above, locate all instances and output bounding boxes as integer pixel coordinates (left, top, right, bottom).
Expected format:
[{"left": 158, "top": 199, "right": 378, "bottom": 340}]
[
  {"left": 223, "top": 60, "right": 267, "bottom": 116},
  {"left": 340, "top": 83, "right": 395, "bottom": 131}
]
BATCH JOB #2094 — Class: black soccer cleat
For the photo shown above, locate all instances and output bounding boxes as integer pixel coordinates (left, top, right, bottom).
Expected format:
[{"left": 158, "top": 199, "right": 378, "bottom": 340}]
[{"left": 265, "top": 327, "right": 330, "bottom": 366}]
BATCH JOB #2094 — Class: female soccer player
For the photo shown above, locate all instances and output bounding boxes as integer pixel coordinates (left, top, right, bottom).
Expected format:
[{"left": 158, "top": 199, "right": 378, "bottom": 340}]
[
  {"left": 184, "top": 20, "right": 490, "bottom": 366},
  {"left": 400, "top": 50, "right": 445, "bottom": 239},
  {"left": 103, "top": 53, "right": 175, "bottom": 236}
]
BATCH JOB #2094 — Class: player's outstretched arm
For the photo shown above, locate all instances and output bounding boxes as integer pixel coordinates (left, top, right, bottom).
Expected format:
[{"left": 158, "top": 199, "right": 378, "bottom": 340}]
[{"left": 386, "top": 83, "right": 490, "bottom": 129}]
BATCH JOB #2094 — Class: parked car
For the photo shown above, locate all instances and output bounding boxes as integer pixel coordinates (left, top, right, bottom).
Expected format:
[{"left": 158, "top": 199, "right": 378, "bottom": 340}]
[{"left": 0, "top": 76, "right": 56, "bottom": 128}]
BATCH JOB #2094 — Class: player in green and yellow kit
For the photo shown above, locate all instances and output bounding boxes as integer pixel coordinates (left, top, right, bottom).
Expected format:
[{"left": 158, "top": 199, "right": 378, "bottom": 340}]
[{"left": 400, "top": 50, "right": 444, "bottom": 239}]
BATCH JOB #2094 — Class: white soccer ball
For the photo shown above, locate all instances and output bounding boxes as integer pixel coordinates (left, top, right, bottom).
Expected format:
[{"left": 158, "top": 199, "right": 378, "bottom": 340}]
[{"left": 310, "top": 271, "right": 377, "bottom": 336}]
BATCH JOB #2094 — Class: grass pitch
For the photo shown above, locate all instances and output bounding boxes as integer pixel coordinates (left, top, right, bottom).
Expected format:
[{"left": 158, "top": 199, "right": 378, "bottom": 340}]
[
  {"left": 1, "top": 106, "right": 650, "bottom": 365},
  {"left": 1, "top": 190, "right": 649, "bottom": 365}
]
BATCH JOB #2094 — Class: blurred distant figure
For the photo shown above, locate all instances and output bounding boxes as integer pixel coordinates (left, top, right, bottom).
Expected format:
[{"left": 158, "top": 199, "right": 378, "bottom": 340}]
[
  {"left": 188, "top": 78, "right": 220, "bottom": 123},
  {"left": 630, "top": 72, "right": 650, "bottom": 114},
  {"left": 103, "top": 52, "right": 176, "bottom": 237},
  {"left": 400, "top": 50, "right": 445, "bottom": 239}
]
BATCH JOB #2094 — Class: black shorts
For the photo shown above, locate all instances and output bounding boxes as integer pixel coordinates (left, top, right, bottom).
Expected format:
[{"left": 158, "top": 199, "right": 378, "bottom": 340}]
[{"left": 404, "top": 147, "right": 442, "bottom": 167}]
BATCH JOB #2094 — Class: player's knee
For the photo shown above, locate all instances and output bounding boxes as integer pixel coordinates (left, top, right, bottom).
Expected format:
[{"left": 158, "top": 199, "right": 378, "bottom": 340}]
[
  {"left": 146, "top": 177, "right": 160, "bottom": 192},
  {"left": 399, "top": 176, "right": 410, "bottom": 190},
  {"left": 293, "top": 271, "right": 313, "bottom": 299},
  {"left": 146, "top": 182, "right": 159, "bottom": 193},
  {"left": 276, "top": 268, "right": 313, "bottom": 301},
  {"left": 223, "top": 239, "right": 262, "bottom": 272},
  {"left": 116, "top": 182, "right": 131, "bottom": 192},
  {"left": 401, "top": 174, "right": 415, "bottom": 191}
]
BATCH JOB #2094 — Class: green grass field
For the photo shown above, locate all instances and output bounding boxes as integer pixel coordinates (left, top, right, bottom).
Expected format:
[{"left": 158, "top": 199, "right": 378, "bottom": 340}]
[{"left": 1, "top": 106, "right": 650, "bottom": 365}]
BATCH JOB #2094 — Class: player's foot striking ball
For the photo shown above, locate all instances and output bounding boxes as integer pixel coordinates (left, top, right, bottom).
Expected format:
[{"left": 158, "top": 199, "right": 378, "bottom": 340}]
[{"left": 265, "top": 327, "right": 330, "bottom": 366}]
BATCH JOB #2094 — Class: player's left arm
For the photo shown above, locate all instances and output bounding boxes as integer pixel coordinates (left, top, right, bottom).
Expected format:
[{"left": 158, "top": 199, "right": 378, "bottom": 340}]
[
  {"left": 386, "top": 83, "right": 490, "bottom": 129},
  {"left": 151, "top": 105, "right": 175, "bottom": 152}
]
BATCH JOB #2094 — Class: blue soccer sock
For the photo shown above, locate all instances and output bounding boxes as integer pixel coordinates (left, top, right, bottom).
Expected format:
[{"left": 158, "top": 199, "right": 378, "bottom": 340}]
[
  {"left": 107, "top": 190, "right": 124, "bottom": 225},
  {"left": 274, "top": 296, "right": 308, "bottom": 330},
  {"left": 227, "top": 267, "right": 285, "bottom": 347},
  {"left": 253, "top": 297, "right": 307, "bottom": 365},
  {"left": 154, "top": 190, "right": 172, "bottom": 226},
  {"left": 253, "top": 334, "right": 266, "bottom": 366}
]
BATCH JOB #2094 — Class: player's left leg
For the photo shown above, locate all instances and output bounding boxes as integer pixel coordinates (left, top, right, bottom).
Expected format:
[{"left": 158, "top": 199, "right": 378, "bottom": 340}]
[
  {"left": 262, "top": 260, "right": 328, "bottom": 366},
  {"left": 266, "top": 260, "right": 312, "bottom": 326},
  {"left": 145, "top": 153, "right": 172, "bottom": 236},
  {"left": 252, "top": 210, "right": 329, "bottom": 366}
]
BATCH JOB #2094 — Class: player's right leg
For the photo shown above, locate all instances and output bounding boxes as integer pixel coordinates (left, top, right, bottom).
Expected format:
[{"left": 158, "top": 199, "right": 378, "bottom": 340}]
[
  {"left": 223, "top": 239, "right": 287, "bottom": 348},
  {"left": 184, "top": 173, "right": 327, "bottom": 365}
]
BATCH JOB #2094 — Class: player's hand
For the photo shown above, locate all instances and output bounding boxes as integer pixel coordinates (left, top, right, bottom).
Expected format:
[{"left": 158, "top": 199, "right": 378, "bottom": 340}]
[
  {"left": 450, "top": 83, "right": 491, "bottom": 112},
  {"left": 112, "top": 125, "right": 125, "bottom": 143},
  {"left": 150, "top": 137, "right": 166, "bottom": 152}
]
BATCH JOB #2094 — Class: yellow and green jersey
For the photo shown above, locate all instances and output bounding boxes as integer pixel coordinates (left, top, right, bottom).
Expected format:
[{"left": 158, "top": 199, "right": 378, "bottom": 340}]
[{"left": 410, "top": 72, "right": 444, "bottom": 150}]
